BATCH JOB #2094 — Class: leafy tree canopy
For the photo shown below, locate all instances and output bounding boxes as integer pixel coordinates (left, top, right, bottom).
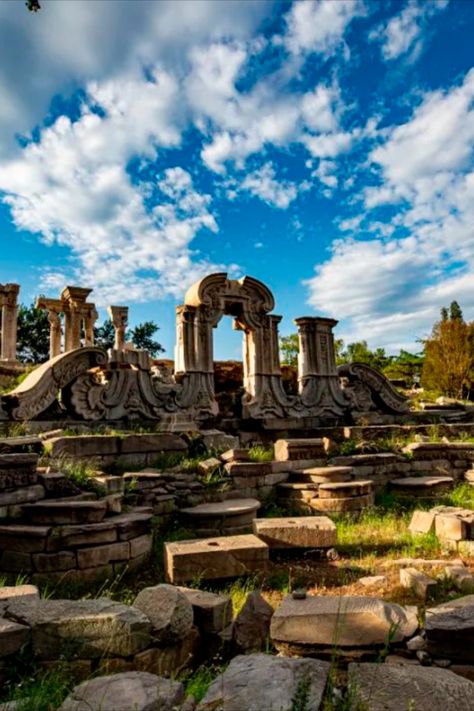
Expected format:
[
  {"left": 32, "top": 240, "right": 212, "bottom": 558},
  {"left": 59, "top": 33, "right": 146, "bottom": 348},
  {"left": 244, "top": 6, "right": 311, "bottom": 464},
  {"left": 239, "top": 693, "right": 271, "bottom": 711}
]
[{"left": 17, "top": 303, "right": 50, "bottom": 363}]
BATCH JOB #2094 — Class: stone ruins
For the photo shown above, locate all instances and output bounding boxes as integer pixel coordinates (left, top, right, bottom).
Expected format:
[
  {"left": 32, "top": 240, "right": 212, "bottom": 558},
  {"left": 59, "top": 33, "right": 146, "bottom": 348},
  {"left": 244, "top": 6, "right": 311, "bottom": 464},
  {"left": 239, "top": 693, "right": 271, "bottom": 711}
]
[{"left": 0, "top": 272, "right": 408, "bottom": 424}]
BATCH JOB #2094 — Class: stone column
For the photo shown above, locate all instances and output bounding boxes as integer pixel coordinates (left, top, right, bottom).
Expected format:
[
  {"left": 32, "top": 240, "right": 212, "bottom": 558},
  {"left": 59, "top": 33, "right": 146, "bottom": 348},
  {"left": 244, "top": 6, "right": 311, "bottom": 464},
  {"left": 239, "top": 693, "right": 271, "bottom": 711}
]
[
  {"left": 0, "top": 283, "right": 20, "bottom": 362},
  {"left": 47, "top": 309, "right": 62, "bottom": 358},
  {"left": 295, "top": 316, "right": 339, "bottom": 382},
  {"left": 108, "top": 305, "right": 128, "bottom": 350},
  {"left": 241, "top": 314, "right": 291, "bottom": 418},
  {"left": 294, "top": 316, "right": 346, "bottom": 416},
  {"left": 174, "top": 305, "right": 197, "bottom": 374},
  {"left": 61, "top": 287, "right": 92, "bottom": 352},
  {"left": 84, "top": 306, "right": 98, "bottom": 347}
]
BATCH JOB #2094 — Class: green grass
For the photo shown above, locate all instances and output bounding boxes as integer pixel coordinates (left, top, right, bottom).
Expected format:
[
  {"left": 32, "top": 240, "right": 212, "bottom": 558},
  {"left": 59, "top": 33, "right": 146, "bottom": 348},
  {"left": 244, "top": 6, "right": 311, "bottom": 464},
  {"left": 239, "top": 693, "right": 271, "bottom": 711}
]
[
  {"left": 55, "top": 459, "right": 106, "bottom": 496},
  {"left": 183, "top": 664, "right": 224, "bottom": 703},
  {"left": 1, "top": 662, "right": 74, "bottom": 710},
  {"left": 335, "top": 507, "right": 442, "bottom": 559},
  {"left": 248, "top": 445, "right": 274, "bottom": 462}
]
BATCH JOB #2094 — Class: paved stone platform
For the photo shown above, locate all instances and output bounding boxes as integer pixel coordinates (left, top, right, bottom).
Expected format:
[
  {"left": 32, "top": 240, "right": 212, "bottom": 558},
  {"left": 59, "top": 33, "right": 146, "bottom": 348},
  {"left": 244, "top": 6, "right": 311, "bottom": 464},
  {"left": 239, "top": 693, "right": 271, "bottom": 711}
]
[
  {"left": 164, "top": 534, "right": 269, "bottom": 583},
  {"left": 253, "top": 516, "right": 336, "bottom": 549}
]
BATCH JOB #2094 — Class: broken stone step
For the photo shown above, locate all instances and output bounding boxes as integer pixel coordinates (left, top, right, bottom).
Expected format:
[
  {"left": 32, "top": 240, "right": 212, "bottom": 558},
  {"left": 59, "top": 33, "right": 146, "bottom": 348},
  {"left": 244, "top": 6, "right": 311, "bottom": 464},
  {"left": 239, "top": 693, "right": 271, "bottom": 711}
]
[
  {"left": 318, "top": 480, "right": 373, "bottom": 499},
  {"left": 164, "top": 534, "right": 269, "bottom": 583},
  {"left": 464, "top": 470, "right": 474, "bottom": 484},
  {"left": 253, "top": 516, "right": 337, "bottom": 549},
  {"left": 274, "top": 438, "right": 326, "bottom": 462},
  {"left": 310, "top": 492, "right": 375, "bottom": 513},
  {"left": 21, "top": 499, "right": 108, "bottom": 524},
  {"left": 389, "top": 476, "right": 454, "bottom": 496},
  {"left": 0, "top": 435, "right": 42, "bottom": 454},
  {"left": 292, "top": 465, "right": 353, "bottom": 484},
  {"left": 277, "top": 483, "right": 319, "bottom": 501}
]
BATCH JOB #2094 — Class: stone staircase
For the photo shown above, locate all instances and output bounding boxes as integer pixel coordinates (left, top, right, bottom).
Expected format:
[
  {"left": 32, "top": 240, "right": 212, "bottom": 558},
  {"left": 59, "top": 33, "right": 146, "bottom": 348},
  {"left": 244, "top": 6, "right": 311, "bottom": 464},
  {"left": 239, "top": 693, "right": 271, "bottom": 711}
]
[
  {"left": 0, "top": 452, "right": 153, "bottom": 583},
  {"left": 275, "top": 439, "right": 375, "bottom": 514}
]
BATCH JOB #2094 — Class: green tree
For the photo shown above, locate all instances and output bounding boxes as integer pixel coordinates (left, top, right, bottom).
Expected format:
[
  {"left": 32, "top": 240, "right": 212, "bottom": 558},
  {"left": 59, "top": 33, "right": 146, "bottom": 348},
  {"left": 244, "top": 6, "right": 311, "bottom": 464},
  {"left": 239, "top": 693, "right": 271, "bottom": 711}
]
[
  {"left": 339, "top": 340, "right": 391, "bottom": 372},
  {"left": 16, "top": 303, "right": 49, "bottom": 363},
  {"left": 422, "top": 303, "right": 474, "bottom": 398},
  {"left": 128, "top": 321, "right": 164, "bottom": 357},
  {"left": 383, "top": 349, "right": 424, "bottom": 383},
  {"left": 449, "top": 300, "right": 464, "bottom": 321},
  {"left": 93, "top": 319, "right": 115, "bottom": 350},
  {"left": 280, "top": 333, "right": 299, "bottom": 367}
]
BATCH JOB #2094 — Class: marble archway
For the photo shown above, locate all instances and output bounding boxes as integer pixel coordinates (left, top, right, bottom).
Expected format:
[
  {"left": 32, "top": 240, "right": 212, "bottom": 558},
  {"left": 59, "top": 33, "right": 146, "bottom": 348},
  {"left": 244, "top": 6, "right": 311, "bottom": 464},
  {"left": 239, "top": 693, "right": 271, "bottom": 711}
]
[{"left": 174, "top": 273, "right": 294, "bottom": 418}]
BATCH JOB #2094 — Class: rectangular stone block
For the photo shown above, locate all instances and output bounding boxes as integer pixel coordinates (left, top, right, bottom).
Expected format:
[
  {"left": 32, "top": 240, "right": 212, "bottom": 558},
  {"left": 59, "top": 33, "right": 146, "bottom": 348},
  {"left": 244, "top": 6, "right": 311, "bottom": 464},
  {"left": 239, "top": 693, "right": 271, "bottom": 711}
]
[
  {"left": 274, "top": 439, "right": 325, "bottom": 462},
  {"left": 7, "top": 598, "right": 151, "bottom": 660},
  {"left": 220, "top": 449, "right": 251, "bottom": 463},
  {"left": 400, "top": 567, "right": 437, "bottom": 600},
  {"left": 119, "top": 433, "right": 187, "bottom": 454},
  {"left": 0, "top": 524, "right": 50, "bottom": 552},
  {"left": 0, "top": 618, "right": 30, "bottom": 657},
  {"left": 435, "top": 514, "right": 468, "bottom": 542},
  {"left": 165, "top": 534, "right": 269, "bottom": 583},
  {"left": 46, "top": 521, "right": 118, "bottom": 551},
  {"left": 44, "top": 435, "right": 121, "bottom": 459},
  {"left": 114, "top": 511, "right": 152, "bottom": 540},
  {"left": 129, "top": 534, "right": 152, "bottom": 559},
  {"left": 33, "top": 550, "right": 76, "bottom": 573},
  {"left": 178, "top": 587, "right": 232, "bottom": 633},
  {"left": 0, "top": 484, "right": 45, "bottom": 506},
  {"left": 0, "top": 453, "right": 38, "bottom": 490},
  {"left": 253, "top": 516, "right": 336, "bottom": 549},
  {"left": 77, "top": 541, "right": 130, "bottom": 569},
  {"left": 408, "top": 510, "right": 436, "bottom": 535},
  {"left": 225, "top": 462, "right": 272, "bottom": 477}
]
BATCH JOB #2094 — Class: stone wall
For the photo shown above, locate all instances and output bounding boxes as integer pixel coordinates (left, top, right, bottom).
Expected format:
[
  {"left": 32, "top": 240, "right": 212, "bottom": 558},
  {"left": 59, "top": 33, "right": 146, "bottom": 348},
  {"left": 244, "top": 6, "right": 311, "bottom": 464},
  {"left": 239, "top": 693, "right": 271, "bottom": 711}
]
[{"left": 331, "top": 442, "right": 474, "bottom": 492}]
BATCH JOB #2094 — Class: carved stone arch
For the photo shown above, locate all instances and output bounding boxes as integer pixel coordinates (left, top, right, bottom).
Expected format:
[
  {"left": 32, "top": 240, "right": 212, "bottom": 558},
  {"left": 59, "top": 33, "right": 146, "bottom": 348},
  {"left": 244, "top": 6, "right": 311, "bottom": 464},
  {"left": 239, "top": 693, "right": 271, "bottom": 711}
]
[{"left": 176, "top": 273, "right": 294, "bottom": 418}]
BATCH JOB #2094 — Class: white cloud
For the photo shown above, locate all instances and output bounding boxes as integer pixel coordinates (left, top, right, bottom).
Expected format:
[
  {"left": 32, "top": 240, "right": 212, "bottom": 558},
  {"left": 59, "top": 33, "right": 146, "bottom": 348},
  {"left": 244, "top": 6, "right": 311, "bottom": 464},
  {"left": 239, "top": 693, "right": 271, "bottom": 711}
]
[
  {"left": 0, "top": 72, "right": 222, "bottom": 304},
  {"left": 370, "top": 0, "right": 449, "bottom": 61},
  {"left": 239, "top": 162, "right": 300, "bottom": 209},
  {"left": 283, "top": 0, "right": 365, "bottom": 56},
  {"left": 0, "top": 0, "right": 271, "bottom": 159},
  {"left": 305, "top": 68, "right": 474, "bottom": 350}
]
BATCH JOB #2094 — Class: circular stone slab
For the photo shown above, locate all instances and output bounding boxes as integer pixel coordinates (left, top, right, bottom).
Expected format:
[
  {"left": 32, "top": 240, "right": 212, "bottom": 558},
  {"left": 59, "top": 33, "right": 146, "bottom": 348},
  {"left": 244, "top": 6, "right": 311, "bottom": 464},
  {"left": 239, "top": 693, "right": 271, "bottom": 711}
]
[{"left": 180, "top": 498, "right": 261, "bottom": 518}]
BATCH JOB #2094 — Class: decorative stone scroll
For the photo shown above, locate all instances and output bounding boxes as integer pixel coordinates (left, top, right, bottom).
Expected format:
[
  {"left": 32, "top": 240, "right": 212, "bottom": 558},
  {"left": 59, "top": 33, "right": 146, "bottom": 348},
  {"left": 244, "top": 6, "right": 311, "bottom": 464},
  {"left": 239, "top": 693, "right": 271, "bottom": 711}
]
[
  {"left": 65, "top": 349, "right": 182, "bottom": 421},
  {"left": 338, "top": 362, "right": 409, "bottom": 415},
  {"left": 2, "top": 347, "right": 107, "bottom": 420},
  {"left": 0, "top": 283, "right": 20, "bottom": 363}
]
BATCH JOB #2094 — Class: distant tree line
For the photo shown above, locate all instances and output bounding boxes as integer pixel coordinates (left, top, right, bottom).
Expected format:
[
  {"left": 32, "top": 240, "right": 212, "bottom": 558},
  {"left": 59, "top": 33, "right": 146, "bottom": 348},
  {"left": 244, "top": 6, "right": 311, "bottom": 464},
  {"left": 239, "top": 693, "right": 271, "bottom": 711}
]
[
  {"left": 279, "top": 300, "right": 474, "bottom": 400},
  {"left": 16, "top": 304, "right": 164, "bottom": 363}
]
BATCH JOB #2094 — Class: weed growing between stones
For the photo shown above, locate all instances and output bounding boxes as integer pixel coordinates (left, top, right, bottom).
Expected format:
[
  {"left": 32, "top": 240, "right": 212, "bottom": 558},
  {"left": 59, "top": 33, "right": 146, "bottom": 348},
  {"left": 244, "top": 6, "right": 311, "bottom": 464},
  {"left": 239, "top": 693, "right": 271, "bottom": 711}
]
[
  {"left": 291, "top": 671, "right": 312, "bottom": 711},
  {"left": 2, "top": 660, "right": 74, "bottom": 711},
  {"left": 182, "top": 663, "right": 225, "bottom": 703},
  {"left": 56, "top": 459, "right": 106, "bottom": 496},
  {"left": 248, "top": 445, "right": 274, "bottom": 462}
]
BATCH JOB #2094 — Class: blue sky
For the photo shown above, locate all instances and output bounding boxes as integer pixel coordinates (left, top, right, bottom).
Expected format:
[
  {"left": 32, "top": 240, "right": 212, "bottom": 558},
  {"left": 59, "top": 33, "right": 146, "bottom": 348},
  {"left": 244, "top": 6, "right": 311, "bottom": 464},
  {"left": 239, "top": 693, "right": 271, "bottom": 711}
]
[{"left": 0, "top": 0, "right": 473, "bottom": 359}]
